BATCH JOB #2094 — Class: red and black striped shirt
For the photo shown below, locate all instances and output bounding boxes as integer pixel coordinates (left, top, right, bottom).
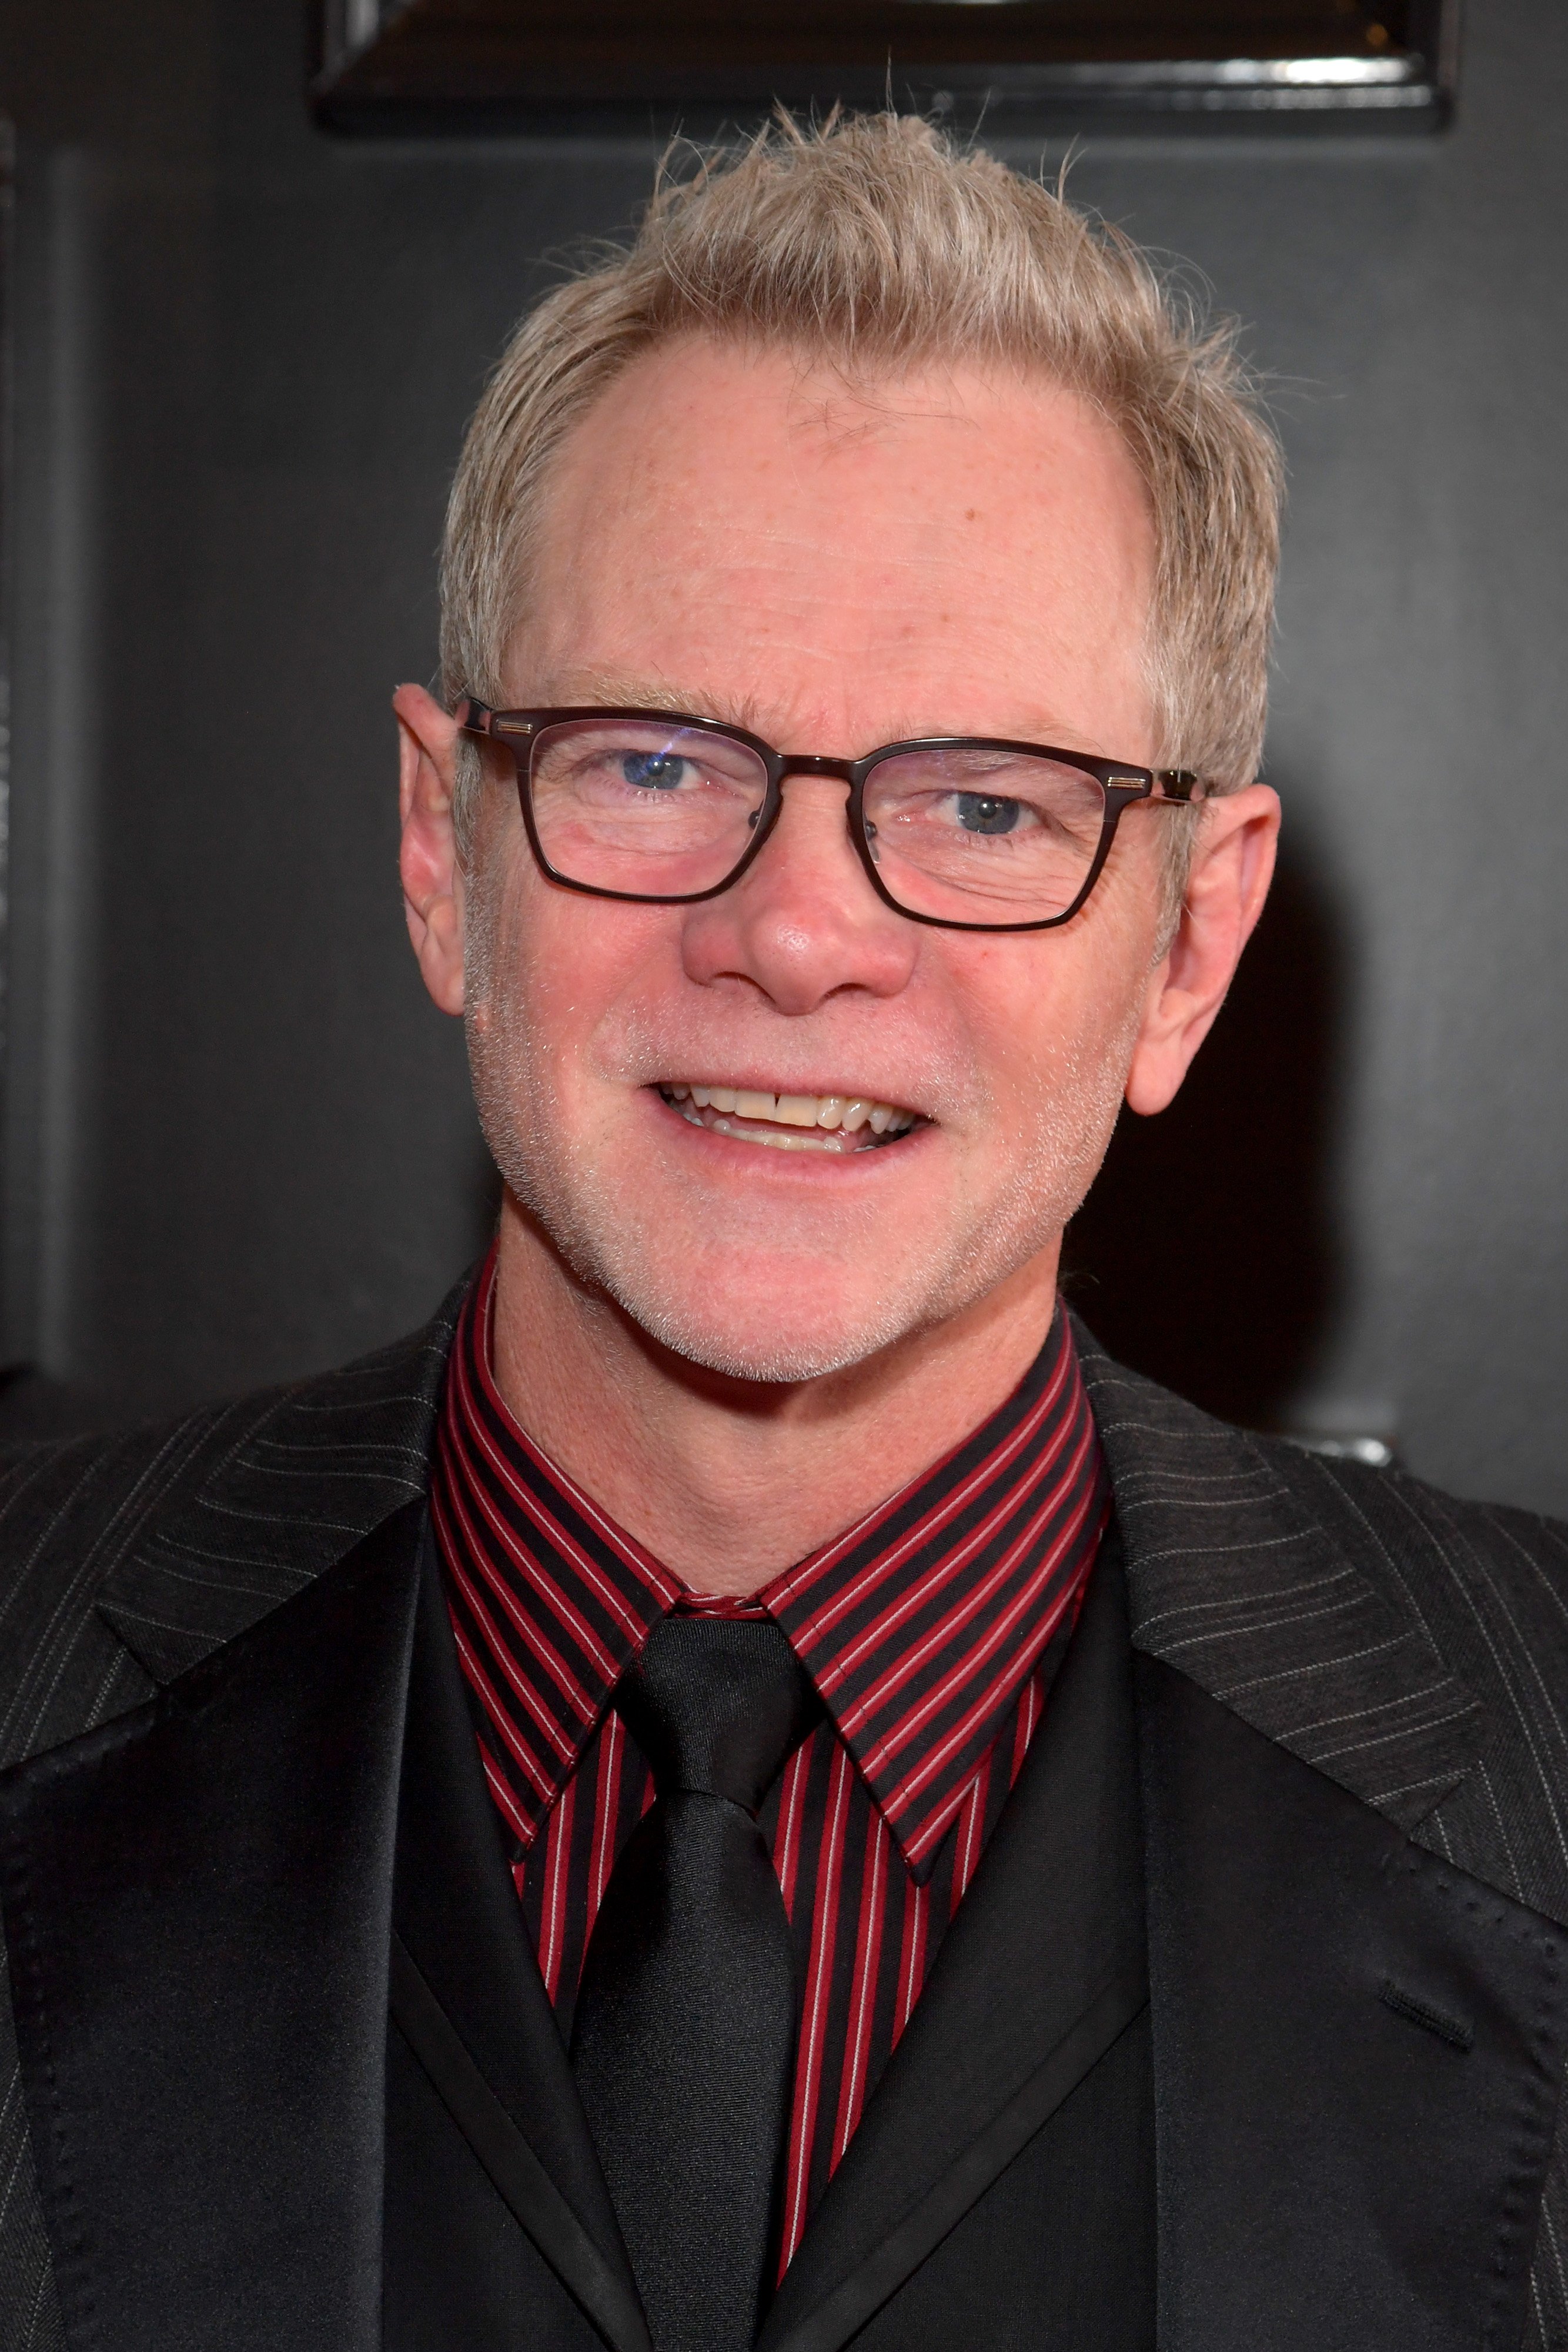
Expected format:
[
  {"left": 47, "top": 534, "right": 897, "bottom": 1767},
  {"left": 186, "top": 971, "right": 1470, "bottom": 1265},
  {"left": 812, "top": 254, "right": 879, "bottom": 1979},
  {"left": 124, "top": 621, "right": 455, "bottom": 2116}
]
[{"left": 432, "top": 1247, "right": 1108, "bottom": 2268}]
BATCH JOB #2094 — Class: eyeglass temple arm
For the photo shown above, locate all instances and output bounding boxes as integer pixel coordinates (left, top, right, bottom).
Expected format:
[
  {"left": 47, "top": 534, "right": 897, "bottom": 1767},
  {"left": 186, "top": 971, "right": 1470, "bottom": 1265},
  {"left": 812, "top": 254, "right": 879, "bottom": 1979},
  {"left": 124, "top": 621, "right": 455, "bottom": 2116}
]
[{"left": 458, "top": 698, "right": 536, "bottom": 739}]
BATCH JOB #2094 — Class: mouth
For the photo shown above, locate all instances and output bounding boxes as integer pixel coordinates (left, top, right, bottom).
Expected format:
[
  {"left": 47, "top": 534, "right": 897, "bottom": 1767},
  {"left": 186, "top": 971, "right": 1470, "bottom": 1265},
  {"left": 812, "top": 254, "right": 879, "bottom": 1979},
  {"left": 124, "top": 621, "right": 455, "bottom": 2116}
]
[{"left": 655, "top": 1083, "right": 924, "bottom": 1155}]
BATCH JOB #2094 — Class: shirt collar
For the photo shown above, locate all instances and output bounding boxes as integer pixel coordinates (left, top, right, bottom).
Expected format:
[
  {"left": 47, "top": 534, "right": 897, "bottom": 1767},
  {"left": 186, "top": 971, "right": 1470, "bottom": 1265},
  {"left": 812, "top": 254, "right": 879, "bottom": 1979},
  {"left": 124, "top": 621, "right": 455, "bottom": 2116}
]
[{"left": 432, "top": 1245, "right": 1106, "bottom": 1876}]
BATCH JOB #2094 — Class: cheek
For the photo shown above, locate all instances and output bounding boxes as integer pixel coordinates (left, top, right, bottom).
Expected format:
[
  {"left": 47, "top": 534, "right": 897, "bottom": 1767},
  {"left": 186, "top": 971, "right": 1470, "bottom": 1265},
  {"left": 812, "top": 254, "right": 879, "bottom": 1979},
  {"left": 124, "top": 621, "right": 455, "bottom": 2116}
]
[
  {"left": 950, "top": 920, "right": 1152, "bottom": 1128},
  {"left": 465, "top": 851, "right": 583, "bottom": 1073},
  {"left": 470, "top": 861, "right": 683, "bottom": 1100}
]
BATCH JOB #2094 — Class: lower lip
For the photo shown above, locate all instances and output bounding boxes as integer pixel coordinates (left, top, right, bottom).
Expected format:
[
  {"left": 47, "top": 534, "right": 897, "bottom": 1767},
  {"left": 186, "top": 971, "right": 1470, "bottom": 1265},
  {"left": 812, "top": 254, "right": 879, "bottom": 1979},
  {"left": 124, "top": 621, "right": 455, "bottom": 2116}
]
[{"left": 646, "top": 1087, "right": 925, "bottom": 1166}]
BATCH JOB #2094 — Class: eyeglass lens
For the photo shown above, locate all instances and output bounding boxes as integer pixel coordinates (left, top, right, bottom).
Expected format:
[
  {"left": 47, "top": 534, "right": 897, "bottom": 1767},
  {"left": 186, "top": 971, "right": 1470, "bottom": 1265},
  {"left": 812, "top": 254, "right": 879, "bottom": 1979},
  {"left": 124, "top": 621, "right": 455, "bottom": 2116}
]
[{"left": 526, "top": 717, "right": 1108, "bottom": 923}]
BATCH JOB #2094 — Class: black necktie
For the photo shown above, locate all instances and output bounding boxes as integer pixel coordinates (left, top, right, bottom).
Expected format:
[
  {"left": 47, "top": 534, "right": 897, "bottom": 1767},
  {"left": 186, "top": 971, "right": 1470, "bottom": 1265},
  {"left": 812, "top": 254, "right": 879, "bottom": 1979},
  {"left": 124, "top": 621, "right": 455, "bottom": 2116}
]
[{"left": 570, "top": 1614, "right": 821, "bottom": 2352}]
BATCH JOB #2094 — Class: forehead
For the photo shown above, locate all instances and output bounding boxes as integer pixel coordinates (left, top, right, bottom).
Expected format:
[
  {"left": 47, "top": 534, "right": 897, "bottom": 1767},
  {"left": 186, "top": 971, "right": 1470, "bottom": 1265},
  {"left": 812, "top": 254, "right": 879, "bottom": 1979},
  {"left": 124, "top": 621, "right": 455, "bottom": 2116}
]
[{"left": 510, "top": 337, "right": 1156, "bottom": 753}]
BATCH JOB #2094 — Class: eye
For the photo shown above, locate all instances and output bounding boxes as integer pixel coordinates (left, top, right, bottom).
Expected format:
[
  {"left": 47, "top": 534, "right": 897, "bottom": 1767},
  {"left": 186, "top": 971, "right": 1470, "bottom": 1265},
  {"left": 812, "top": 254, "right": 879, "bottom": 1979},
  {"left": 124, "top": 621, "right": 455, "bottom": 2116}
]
[
  {"left": 954, "top": 793, "right": 1021, "bottom": 836},
  {"left": 620, "top": 751, "right": 689, "bottom": 790}
]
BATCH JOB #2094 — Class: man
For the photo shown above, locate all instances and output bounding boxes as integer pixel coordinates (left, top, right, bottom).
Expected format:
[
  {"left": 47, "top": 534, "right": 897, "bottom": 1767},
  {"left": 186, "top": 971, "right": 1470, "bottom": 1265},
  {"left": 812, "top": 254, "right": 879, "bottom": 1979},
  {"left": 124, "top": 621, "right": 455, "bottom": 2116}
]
[{"left": 0, "top": 109, "right": 1564, "bottom": 2352}]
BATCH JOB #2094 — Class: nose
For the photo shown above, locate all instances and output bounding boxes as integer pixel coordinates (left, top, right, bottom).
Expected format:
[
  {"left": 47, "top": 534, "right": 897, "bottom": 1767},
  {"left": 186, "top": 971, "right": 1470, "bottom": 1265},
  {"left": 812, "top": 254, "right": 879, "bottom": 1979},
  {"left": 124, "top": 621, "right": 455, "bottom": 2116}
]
[{"left": 678, "top": 773, "right": 919, "bottom": 1015}]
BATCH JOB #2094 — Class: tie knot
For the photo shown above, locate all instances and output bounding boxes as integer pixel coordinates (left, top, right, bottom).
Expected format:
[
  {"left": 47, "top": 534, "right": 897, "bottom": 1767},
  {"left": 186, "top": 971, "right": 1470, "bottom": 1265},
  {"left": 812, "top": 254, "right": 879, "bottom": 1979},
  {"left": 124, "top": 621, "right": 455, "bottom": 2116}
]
[{"left": 617, "top": 1615, "right": 821, "bottom": 1814}]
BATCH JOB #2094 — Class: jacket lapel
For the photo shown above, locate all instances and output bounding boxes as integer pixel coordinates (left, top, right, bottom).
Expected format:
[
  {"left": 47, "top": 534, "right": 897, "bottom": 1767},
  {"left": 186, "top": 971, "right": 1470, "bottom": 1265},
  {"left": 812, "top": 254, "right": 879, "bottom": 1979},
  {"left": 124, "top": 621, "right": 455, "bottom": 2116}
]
[
  {"left": 0, "top": 1496, "right": 427, "bottom": 2352},
  {"left": 6, "top": 1277, "right": 1560, "bottom": 2352},
  {"left": 389, "top": 1535, "right": 650, "bottom": 2352},
  {"left": 0, "top": 1280, "right": 648, "bottom": 2352},
  {"left": 91, "top": 1281, "right": 464, "bottom": 1689},
  {"left": 758, "top": 1537, "right": 1148, "bottom": 2352},
  {"left": 1076, "top": 1324, "right": 1486, "bottom": 1833},
  {"left": 771, "top": 1335, "right": 1567, "bottom": 2352},
  {"left": 1077, "top": 1332, "right": 1568, "bottom": 2350}
]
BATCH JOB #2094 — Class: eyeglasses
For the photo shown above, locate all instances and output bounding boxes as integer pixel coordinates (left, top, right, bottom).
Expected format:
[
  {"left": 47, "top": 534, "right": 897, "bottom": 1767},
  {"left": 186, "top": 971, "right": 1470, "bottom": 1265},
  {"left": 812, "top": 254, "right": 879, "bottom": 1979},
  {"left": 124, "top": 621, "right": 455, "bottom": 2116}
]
[{"left": 460, "top": 701, "right": 1202, "bottom": 934}]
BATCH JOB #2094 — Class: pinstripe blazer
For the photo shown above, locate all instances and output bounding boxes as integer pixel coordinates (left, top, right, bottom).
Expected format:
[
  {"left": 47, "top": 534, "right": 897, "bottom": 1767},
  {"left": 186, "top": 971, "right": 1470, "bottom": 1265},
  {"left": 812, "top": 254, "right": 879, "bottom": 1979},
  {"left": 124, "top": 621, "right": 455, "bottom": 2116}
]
[{"left": 0, "top": 1282, "right": 1566, "bottom": 2350}]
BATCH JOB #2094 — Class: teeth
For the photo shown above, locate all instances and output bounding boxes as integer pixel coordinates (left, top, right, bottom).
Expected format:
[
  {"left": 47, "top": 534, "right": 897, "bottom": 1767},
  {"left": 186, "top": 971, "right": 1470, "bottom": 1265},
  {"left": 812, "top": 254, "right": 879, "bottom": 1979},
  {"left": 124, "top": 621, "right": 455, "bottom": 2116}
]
[
  {"left": 658, "top": 1083, "right": 918, "bottom": 1146},
  {"left": 775, "top": 1094, "right": 821, "bottom": 1128},
  {"left": 711, "top": 1118, "right": 843, "bottom": 1153}
]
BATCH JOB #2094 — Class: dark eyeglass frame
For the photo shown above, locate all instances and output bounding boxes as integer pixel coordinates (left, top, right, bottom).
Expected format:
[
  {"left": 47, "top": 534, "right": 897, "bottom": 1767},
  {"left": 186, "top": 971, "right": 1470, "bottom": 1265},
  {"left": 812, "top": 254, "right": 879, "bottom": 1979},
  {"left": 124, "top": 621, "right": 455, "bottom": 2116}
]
[{"left": 460, "top": 699, "right": 1202, "bottom": 935}]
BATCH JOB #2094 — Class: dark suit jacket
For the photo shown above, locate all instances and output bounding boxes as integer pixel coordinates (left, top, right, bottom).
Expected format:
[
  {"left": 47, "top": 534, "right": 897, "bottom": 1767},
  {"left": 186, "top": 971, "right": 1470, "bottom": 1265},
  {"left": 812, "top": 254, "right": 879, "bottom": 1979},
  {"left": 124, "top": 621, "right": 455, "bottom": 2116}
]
[{"left": 0, "top": 1284, "right": 1565, "bottom": 2351}]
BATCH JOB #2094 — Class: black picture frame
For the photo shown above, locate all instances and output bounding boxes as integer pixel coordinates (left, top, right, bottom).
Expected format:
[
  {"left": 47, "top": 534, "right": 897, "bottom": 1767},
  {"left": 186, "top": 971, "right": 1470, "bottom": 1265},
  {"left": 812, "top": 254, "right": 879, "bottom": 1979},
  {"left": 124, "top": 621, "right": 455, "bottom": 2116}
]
[{"left": 312, "top": 0, "right": 1460, "bottom": 139}]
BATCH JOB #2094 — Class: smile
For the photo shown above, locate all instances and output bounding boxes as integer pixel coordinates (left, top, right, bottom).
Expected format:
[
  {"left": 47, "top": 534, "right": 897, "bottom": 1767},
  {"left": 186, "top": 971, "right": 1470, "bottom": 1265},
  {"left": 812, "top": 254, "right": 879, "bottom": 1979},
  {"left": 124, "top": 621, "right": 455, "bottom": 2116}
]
[{"left": 656, "top": 1084, "right": 922, "bottom": 1154}]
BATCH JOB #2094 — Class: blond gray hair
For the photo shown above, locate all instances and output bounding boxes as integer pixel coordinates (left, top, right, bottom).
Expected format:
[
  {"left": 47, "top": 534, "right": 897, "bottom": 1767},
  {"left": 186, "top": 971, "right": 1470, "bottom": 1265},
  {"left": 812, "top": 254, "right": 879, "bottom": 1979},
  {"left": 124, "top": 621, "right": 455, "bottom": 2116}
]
[{"left": 440, "top": 112, "right": 1282, "bottom": 873}]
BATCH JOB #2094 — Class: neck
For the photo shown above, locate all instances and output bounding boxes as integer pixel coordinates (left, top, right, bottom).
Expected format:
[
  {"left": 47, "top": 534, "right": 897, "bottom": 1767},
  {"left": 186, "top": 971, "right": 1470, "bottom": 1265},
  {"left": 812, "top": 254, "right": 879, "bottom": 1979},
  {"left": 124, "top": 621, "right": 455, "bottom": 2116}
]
[{"left": 486, "top": 1195, "right": 1064, "bottom": 1595}]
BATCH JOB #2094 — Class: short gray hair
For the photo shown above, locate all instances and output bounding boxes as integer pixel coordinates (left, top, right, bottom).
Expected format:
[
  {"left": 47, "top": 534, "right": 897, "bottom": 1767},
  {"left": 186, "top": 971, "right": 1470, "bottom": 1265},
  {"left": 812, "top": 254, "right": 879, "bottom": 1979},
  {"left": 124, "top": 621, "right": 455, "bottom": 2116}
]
[{"left": 440, "top": 112, "right": 1283, "bottom": 877}]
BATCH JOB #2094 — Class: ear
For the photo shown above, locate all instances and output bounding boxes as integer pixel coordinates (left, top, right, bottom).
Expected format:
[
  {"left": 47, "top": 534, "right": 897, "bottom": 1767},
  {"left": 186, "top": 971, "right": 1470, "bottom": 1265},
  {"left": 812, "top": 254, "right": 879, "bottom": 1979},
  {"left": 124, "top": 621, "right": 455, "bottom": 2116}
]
[
  {"left": 1124, "top": 783, "right": 1281, "bottom": 1117},
  {"left": 395, "top": 682, "right": 467, "bottom": 1018}
]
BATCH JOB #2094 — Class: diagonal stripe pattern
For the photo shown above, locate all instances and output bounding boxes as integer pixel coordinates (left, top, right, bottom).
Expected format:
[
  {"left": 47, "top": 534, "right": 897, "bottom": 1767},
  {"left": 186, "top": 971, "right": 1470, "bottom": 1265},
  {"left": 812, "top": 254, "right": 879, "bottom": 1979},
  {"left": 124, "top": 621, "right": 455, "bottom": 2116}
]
[{"left": 432, "top": 1244, "right": 1107, "bottom": 2264}]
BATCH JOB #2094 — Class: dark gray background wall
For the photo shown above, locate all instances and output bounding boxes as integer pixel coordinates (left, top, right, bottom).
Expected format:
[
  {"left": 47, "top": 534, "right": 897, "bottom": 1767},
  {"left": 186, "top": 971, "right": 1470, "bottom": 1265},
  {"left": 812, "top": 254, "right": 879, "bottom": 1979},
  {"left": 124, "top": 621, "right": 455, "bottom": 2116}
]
[{"left": 0, "top": 0, "right": 1564, "bottom": 1511}]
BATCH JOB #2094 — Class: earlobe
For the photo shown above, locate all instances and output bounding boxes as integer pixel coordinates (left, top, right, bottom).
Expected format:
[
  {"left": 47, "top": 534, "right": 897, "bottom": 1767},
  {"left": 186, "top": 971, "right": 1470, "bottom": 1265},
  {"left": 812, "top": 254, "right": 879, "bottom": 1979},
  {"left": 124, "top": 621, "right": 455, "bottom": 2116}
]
[
  {"left": 1124, "top": 783, "right": 1281, "bottom": 1118},
  {"left": 394, "top": 682, "right": 467, "bottom": 1019}
]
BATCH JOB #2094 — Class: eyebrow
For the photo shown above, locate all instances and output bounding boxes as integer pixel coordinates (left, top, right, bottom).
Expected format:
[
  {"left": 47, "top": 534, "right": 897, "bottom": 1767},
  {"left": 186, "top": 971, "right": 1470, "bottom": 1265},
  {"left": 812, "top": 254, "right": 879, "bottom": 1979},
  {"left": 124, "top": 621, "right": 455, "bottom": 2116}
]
[
  {"left": 520, "top": 669, "right": 1115, "bottom": 759},
  {"left": 531, "top": 670, "right": 772, "bottom": 734}
]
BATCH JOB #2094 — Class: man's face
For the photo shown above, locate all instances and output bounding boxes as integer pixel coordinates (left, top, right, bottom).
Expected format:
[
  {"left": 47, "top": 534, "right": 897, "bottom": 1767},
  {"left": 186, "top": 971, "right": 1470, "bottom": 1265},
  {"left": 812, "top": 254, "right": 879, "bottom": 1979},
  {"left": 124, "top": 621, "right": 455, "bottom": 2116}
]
[{"left": 463, "top": 340, "right": 1168, "bottom": 1382}]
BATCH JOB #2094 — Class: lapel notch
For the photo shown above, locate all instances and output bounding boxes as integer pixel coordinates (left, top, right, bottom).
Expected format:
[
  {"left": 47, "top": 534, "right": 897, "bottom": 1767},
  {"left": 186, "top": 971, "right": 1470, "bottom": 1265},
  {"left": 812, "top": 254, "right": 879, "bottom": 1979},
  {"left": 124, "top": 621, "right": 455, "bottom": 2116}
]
[
  {"left": 1078, "top": 1332, "right": 1486, "bottom": 1832},
  {"left": 91, "top": 1288, "right": 463, "bottom": 1690}
]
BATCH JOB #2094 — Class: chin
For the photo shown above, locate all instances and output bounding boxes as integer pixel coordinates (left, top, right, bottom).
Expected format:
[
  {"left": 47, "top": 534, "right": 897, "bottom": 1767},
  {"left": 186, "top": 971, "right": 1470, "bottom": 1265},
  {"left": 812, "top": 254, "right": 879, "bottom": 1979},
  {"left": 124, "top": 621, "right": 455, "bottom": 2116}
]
[
  {"left": 481, "top": 1067, "right": 1101, "bottom": 1389},
  {"left": 597, "top": 1252, "right": 928, "bottom": 1384}
]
